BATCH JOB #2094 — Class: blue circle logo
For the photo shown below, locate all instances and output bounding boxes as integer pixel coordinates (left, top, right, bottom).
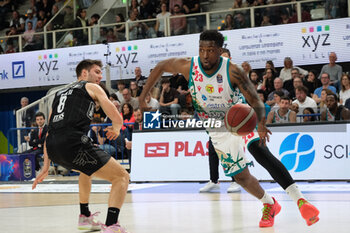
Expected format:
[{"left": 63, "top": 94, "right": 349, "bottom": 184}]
[{"left": 279, "top": 133, "right": 315, "bottom": 172}]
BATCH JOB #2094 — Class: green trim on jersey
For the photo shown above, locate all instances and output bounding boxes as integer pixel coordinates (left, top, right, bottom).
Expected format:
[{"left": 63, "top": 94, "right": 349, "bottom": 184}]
[
  {"left": 226, "top": 58, "right": 236, "bottom": 93},
  {"left": 247, "top": 137, "right": 260, "bottom": 150},
  {"left": 198, "top": 56, "right": 223, "bottom": 78}
]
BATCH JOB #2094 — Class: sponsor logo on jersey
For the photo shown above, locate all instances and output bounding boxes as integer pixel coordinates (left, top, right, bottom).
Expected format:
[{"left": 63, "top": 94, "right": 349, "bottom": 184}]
[{"left": 205, "top": 84, "right": 214, "bottom": 94}]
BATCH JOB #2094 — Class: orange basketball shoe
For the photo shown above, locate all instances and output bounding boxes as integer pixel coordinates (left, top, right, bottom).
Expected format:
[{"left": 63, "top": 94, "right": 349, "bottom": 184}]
[
  {"left": 259, "top": 197, "right": 281, "bottom": 228},
  {"left": 298, "top": 198, "right": 320, "bottom": 226}
]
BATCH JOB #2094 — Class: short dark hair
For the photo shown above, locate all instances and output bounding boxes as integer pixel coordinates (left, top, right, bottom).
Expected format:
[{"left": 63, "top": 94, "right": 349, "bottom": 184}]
[
  {"left": 161, "top": 78, "right": 170, "bottom": 85},
  {"left": 327, "top": 92, "right": 338, "bottom": 101},
  {"left": 221, "top": 48, "right": 231, "bottom": 57},
  {"left": 35, "top": 112, "right": 45, "bottom": 119},
  {"left": 274, "top": 90, "right": 285, "bottom": 97},
  {"left": 91, "top": 14, "right": 100, "bottom": 19},
  {"left": 321, "top": 72, "right": 330, "bottom": 79},
  {"left": 296, "top": 85, "right": 309, "bottom": 95},
  {"left": 280, "top": 96, "right": 290, "bottom": 101},
  {"left": 110, "top": 93, "right": 119, "bottom": 101},
  {"left": 76, "top": 59, "right": 102, "bottom": 78},
  {"left": 200, "top": 30, "right": 224, "bottom": 48}
]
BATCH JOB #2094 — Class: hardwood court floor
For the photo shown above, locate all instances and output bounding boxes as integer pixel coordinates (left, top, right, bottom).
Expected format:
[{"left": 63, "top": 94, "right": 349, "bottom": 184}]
[{"left": 0, "top": 180, "right": 349, "bottom": 233}]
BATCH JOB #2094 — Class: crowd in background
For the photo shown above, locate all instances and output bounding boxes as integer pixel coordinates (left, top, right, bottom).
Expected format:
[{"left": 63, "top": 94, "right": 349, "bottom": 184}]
[{"left": 0, "top": 0, "right": 348, "bottom": 53}]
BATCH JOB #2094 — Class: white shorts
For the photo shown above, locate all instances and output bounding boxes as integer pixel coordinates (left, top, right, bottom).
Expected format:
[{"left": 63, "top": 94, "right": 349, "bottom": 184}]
[
  {"left": 241, "top": 130, "right": 260, "bottom": 150},
  {"left": 209, "top": 131, "right": 248, "bottom": 177}
]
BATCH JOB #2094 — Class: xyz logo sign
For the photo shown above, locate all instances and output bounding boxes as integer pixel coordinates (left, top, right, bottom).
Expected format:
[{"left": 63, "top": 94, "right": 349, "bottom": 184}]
[
  {"left": 302, "top": 34, "right": 330, "bottom": 52},
  {"left": 116, "top": 53, "right": 138, "bottom": 68},
  {"left": 39, "top": 60, "right": 58, "bottom": 75}
]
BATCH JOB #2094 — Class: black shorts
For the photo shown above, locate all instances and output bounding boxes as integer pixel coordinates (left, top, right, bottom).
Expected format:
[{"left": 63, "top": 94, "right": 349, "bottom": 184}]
[{"left": 46, "top": 131, "right": 111, "bottom": 176}]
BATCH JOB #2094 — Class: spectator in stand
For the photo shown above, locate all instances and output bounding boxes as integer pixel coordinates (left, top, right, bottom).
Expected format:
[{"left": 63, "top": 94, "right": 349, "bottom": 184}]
[
  {"left": 278, "top": 10, "right": 290, "bottom": 24},
  {"left": 74, "top": 8, "right": 89, "bottom": 45},
  {"left": 114, "top": 14, "right": 126, "bottom": 41},
  {"left": 283, "top": 68, "right": 302, "bottom": 93},
  {"left": 170, "top": 4, "right": 187, "bottom": 35},
  {"left": 260, "top": 68, "right": 276, "bottom": 96},
  {"left": 261, "top": 14, "right": 272, "bottom": 26},
  {"left": 89, "top": 13, "right": 101, "bottom": 44},
  {"left": 270, "top": 90, "right": 284, "bottom": 112},
  {"left": 159, "top": 78, "right": 181, "bottom": 116},
  {"left": 345, "top": 98, "right": 350, "bottom": 111},
  {"left": 267, "top": 96, "right": 296, "bottom": 124},
  {"left": 266, "top": 77, "right": 289, "bottom": 106},
  {"left": 140, "top": 0, "right": 156, "bottom": 19},
  {"left": 23, "top": 22, "right": 36, "bottom": 51},
  {"left": 303, "top": 107, "right": 317, "bottom": 122},
  {"left": 313, "top": 72, "right": 337, "bottom": 101},
  {"left": 37, "top": 10, "right": 49, "bottom": 26},
  {"left": 6, "top": 26, "right": 18, "bottom": 51},
  {"left": 120, "top": 103, "right": 135, "bottom": 142},
  {"left": 220, "top": 14, "right": 235, "bottom": 31},
  {"left": 106, "top": 28, "right": 118, "bottom": 42},
  {"left": 257, "top": 89, "right": 271, "bottom": 118},
  {"left": 9, "top": 10, "right": 25, "bottom": 33},
  {"left": 88, "top": 117, "right": 116, "bottom": 156},
  {"left": 51, "top": 5, "right": 64, "bottom": 29},
  {"left": 5, "top": 41, "right": 16, "bottom": 53},
  {"left": 279, "top": 57, "right": 308, "bottom": 83},
  {"left": 169, "top": 0, "right": 183, "bottom": 14},
  {"left": 339, "top": 74, "right": 350, "bottom": 105},
  {"left": 316, "top": 88, "right": 334, "bottom": 113},
  {"left": 129, "top": 0, "right": 140, "bottom": 13},
  {"left": 53, "top": 0, "right": 65, "bottom": 12},
  {"left": 321, "top": 93, "right": 350, "bottom": 121},
  {"left": 133, "top": 108, "right": 143, "bottom": 130},
  {"left": 183, "top": 0, "right": 203, "bottom": 33},
  {"left": 33, "top": 19, "right": 44, "bottom": 50},
  {"left": 265, "top": 60, "right": 277, "bottom": 74},
  {"left": 25, "top": 9, "right": 38, "bottom": 30},
  {"left": 96, "top": 27, "right": 108, "bottom": 44},
  {"left": 130, "top": 81, "right": 142, "bottom": 98},
  {"left": 288, "top": 76, "right": 304, "bottom": 101},
  {"left": 0, "top": 0, "right": 11, "bottom": 29},
  {"left": 288, "top": 4, "right": 311, "bottom": 23},
  {"left": 62, "top": 6, "right": 74, "bottom": 28},
  {"left": 234, "top": 12, "right": 248, "bottom": 29},
  {"left": 155, "top": 3, "right": 171, "bottom": 37},
  {"left": 63, "top": 30, "right": 76, "bottom": 47},
  {"left": 232, "top": 0, "right": 249, "bottom": 8},
  {"left": 120, "top": 88, "right": 139, "bottom": 110},
  {"left": 304, "top": 70, "right": 322, "bottom": 95},
  {"left": 318, "top": 52, "right": 343, "bottom": 87},
  {"left": 22, "top": 112, "right": 48, "bottom": 171},
  {"left": 36, "top": 0, "right": 52, "bottom": 19},
  {"left": 325, "top": 0, "right": 340, "bottom": 19},
  {"left": 133, "top": 67, "right": 147, "bottom": 90},
  {"left": 127, "top": 10, "right": 141, "bottom": 40},
  {"left": 250, "top": 71, "right": 263, "bottom": 89},
  {"left": 145, "top": 92, "right": 160, "bottom": 111},
  {"left": 292, "top": 86, "right": 318, "bottom": 121},
  {"left": 115, "top": 80, "right": 126, "bottom": 103},
  {"left": 241, "top": 61, "right": 252, "bottom": 78}
]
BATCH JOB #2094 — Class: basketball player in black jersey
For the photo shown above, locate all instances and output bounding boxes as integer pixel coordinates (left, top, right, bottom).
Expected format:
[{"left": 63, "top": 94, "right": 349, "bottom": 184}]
[{"left": 32, "top": 60, "right": 129, "bottom": 233}]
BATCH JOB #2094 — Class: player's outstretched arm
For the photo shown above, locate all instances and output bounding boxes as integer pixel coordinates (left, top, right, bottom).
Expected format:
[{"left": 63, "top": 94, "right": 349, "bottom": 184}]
[
  {"left": 139, "top": 57, "right": 191, "bottom": 110},
  {"left": 228, "top": 62, "right": 271, "bottom": 145},
  {"left": 32, "top": 137, "right": 50, "bottom": 190},
  {"left": 86, "top": 83, "right": 123, "bottom": 140}
]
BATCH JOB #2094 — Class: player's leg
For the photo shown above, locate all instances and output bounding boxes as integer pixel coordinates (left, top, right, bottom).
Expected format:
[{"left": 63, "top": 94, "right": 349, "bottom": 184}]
[
  {"left": 78, "top": 173, "right": 101, "bottom": 230},
  {"left": 248, "top": 140, "right": 319, "bottom": 225},
  {"left": 234, "top": 167, "right": 281, "bottom": 228},
  {"left": 93, "top": 157, "right": 129, "bottom": 232},
  {"left": 199, "top": 139, "right": 220, "bottom": 192}
]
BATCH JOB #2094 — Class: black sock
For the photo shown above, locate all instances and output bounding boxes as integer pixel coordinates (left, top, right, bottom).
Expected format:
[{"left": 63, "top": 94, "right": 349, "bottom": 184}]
[
  {"left": 80, "top": 203, "right": 90, "bottom": 217},
  {"left": 106, "top": 207, "right": 120, "bottom": 226}
]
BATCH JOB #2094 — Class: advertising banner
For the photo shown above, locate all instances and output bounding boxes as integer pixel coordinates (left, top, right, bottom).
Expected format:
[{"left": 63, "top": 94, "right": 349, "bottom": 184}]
[
  {"left": 1, "top": 18, "right": 349, "bottom": 89},
  {"left": 130, "top": 123, "right": 350, "bottom": 182}
]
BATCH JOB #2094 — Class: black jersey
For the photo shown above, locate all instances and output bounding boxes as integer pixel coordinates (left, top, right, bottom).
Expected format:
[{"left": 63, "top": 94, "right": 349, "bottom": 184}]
[{"left": 48, "top": 81, "right": 95, "bottom": 134}]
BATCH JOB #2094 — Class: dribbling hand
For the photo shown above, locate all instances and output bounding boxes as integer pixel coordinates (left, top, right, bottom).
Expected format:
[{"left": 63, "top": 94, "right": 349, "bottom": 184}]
[
  {"left": 104, "top": 126, "right": 119, "bottom": 140},
  {"left": 257, "top": 118, "right": 271, "bottom": 146}
]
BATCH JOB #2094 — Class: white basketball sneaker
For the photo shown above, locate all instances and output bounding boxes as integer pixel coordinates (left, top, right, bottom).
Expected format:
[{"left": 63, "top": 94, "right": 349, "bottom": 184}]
[
  {"left": 199, "top": 181, "right": 220, "bottom": 192},
  {"left": 227, "top": 182, "right": 241, "bottom": 193}
]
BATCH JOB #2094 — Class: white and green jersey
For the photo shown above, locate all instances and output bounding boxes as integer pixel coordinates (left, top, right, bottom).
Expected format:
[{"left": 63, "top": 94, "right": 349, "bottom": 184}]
[{"left": 188, "top": 56, "right": 246, "bottom": 124}]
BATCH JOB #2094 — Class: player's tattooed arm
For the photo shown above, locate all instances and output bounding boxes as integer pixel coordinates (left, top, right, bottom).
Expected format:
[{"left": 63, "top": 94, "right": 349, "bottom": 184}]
[{"left": 229, "top": 63, "right": 265, "bottom": 122}]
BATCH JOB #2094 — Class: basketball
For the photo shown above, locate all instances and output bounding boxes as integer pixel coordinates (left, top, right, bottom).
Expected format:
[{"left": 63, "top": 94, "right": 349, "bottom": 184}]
[{"left": 224, "top": 103, "right": 257, "bottom": 136}]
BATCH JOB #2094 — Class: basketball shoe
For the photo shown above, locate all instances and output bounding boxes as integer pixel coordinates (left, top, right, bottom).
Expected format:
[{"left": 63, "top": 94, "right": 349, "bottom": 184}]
[
  {"left": 259, "top": 197, "right": 281, "bottom": 227},
  {"left": 227, "top": 182, "right": 241, "bottom": 193},
  {"left": 199, "top": 181, "right": 220, "bottom": 192},
  {"left": 78, "top": 211, "right": 102, "bottom": 231},
  {"left": 101, "top": 223, "right": 129, "bottom": 233},
  {"left": 298, "top": 198, "right": 320, "bottom": 226}
]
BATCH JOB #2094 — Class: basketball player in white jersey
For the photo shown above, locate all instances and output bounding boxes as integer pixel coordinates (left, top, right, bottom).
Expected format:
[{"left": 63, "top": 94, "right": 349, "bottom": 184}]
[
  {"left": 140, "top": 30, "right": 319, "bottom": 227},
  {"left": 267, "top": 96, "right": 296, "bottom": 123}
]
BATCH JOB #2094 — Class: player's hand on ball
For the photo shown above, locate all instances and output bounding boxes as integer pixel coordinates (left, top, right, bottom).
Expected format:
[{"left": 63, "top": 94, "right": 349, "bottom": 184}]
[
  {"left": 257, "top": 118, "right": 271, "bottom": 146},
  {"left": 104, "top": 126, "right": 119, "bottom": 140}
]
